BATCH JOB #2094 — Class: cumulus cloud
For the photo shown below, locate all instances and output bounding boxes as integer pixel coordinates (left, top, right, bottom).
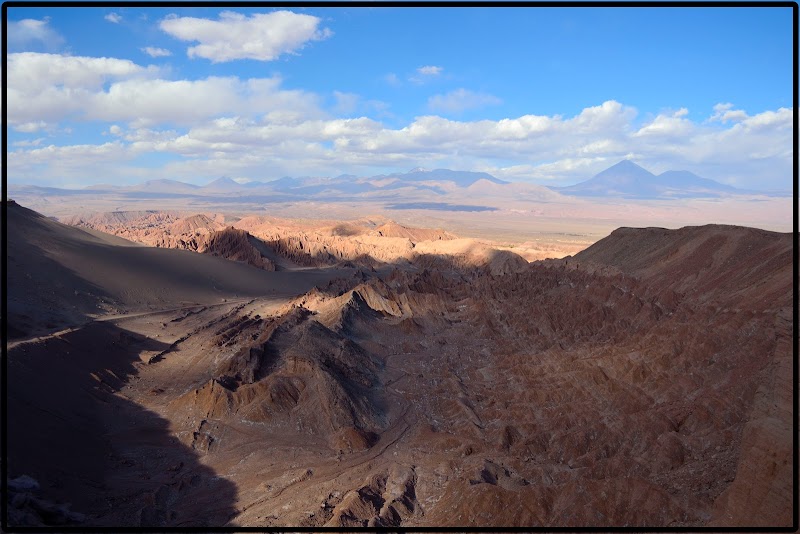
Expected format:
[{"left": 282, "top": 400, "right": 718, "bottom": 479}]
[
  {"left": 142, "top": 47, "right": 172, "bottom": 58},
  {"left": 9, "top": 52, "right": 153, "bottom": 92},
  {"left": 9, "top": 142, "right": 132, "bottom": 182},
  {"left": 7, "top": 52, "right": 322, "bottom": 128},
  {"left": 8, "top": 18, "right": 65, "bottom": 51},
  {"left": 710, "top": 103, "right": 748, "bottom": 123},
  {"left": 428, "top": 89, "right": 502, "bottom": 114},
  {"left": 104, "top": 13, "right": 122, "bottom": 23},
  {"left": 90, "top": 76, "right": 323, "bottom": 127},
  {"left": 180, "top": 102, "right": 785, "bottom": 188},
  {"left": 634, "top": 108, "right": 694, "bottom": 138},
  {"left": 159, "top": 10, "right": 332, "bottom": 62},
  {"left": 12, "top": 121, "right": 52, "bottom": 133},
  {"left": 7, "top": 52, "right": 161, "bottom": 127},
  {"left": 8, "top": 141, "right": 155, "bottom": 188}
]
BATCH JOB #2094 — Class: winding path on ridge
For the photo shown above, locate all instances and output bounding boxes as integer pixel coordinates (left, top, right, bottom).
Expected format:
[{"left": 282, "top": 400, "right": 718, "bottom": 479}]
[{"left": 6, "top": 298, "right": 256, "bottom": 351}]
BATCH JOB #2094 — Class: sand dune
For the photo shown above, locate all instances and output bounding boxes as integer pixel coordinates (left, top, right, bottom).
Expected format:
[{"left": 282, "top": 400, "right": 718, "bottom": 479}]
[{"left": 7, "top": 201, "right": 350, "bottom": 339}]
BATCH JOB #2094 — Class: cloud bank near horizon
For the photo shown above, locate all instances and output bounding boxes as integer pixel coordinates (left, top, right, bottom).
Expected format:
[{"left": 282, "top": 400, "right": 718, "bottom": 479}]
[{"left": 5, "top": 10, "right": 793, "bottom": 191}]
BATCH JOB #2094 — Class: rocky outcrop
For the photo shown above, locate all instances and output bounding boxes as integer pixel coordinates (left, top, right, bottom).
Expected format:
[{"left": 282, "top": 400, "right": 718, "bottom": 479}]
[
  {"left": 64, "top": 210, "right": 534, "bottom": 272},
  {"left": 198, "top": 227, "right": 276, "bottom": 271},
  {"left": 7, "top": 475, "right": 86, "bottom": 526},
  {"left": 171, "top": 306, "right": 385, "bottom": 444}
]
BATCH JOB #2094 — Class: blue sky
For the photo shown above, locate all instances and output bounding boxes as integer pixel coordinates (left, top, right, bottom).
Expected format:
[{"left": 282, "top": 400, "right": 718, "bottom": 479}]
[{"left": 6, "top": 5, "right": 794, "bottom": 189}]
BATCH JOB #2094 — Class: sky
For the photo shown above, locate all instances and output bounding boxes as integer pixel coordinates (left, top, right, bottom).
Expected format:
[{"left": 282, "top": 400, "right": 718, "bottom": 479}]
[{"left": 5, "top": 5, "right": 794, "bottom": 189}]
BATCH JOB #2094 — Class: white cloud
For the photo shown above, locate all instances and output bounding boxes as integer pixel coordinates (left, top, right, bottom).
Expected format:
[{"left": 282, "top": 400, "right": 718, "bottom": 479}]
[
  {"left": 12, "top": 138, "right": 45, "bottom": 148},
  {"left": 740, "top": 107, "right": 792, "bottom": 130},
  {"left": 7, "top": 52, "right": 161, "bottom": 127},
  {"left": 9, "top": 99, "right": 641, "bottom": 183},
  {"left": 567, "top": 100, "right": 637, "bottom": 133},
  {"left": 410, "top": 65, "right": 445, "bottom": 84},
  {"left": 120, "top": 99, "right": 786, "bottom": 188},
  {"left": 710, "top": 103, "right": 748, "bottom": 123},
  {"left": 88, "top": 76, "right": 322, "bottom": 127},
  {"left": 9, "top": 142, "right": 131, "bottom": 179},
  {"left": 9, "top": 52, "right": 152, "bottom": 92},
  {"left": 492, "top": 157, "right": 613, "bottom": 182},
  {"left": 104, "top": 13, "right": 122, "bottom": 24},
  {"left": 428, "top": 89, "right": 502, "bottom": 114},
  {"left": 142, "top": 47, "right": 172, "bottom": 58},
  {"left": 8, "top": 141, "right": 150, "bottom": 188},
  {"left": 417, "top": 65, "right": 443, "bottom": 76},
  {"left": 634, "top": 108, "right": 694, "bottom": 138},
  {"left": 7, "top": 52, "right": 322, "bottom": 128},
  {"left": 122, "top": 127, "right": 180, "bottom": 143},
  {"left": 159, "top": 10, "right": 332, "bottom": 63},
  {"left": 12, "top": 121, "right": 52, "bottom": 133},
  {"left": 8, "top": 18, "right": 65, "bottom": 51}
]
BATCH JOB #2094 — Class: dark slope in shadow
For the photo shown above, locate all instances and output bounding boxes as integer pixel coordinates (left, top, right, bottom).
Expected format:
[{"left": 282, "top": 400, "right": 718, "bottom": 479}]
[{"left": 6, "top": 321, "right": 239, "bottom": 527}]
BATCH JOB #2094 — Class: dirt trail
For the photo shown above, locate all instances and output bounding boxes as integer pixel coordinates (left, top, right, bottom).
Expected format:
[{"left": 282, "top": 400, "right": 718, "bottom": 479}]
[{"left": 7, "top": 299, "right": 254, "bottom": 350}]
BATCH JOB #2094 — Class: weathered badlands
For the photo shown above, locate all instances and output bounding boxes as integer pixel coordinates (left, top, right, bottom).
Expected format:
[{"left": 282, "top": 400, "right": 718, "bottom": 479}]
[{"left": 5, "top": 200, "right": 793, "bottom": 527}]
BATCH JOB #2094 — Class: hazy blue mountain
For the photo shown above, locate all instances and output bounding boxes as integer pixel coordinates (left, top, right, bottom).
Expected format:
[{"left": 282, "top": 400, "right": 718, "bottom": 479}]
[
  {"left": 377, "top": 181, "right": 447, "bottom": 195},
  {"left": 203, "top": 177, "right": 244, "bottom": 190},
  {"left": 386, "top": 168, "right": 508, "bottom": 187},
  {"left": 127, "top": 179, "right": 201, "bottom": 193},
  {"left": 11, "top": 184, "right": 103, "bottom": 196},
  {"left": 657, "top": 170, "right": 738, "bottom": 193},
  {"left": 83, "top": 183, "right": 123, "bottom": 191},
  {"left": 12, "top": 164, "right": 779, "bottom": 210},
  {"left": 264, "top": 176, "right": 303, "bottom": 190},
  {"left": 552, "top": 160, "right": 746, "bottom": 199},
  {"left": 249, "top": 168, "right": 504, "bottom": 196}
]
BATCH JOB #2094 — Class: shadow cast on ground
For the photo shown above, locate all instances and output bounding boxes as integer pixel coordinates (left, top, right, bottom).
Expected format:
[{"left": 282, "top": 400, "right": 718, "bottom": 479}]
[{"left": 6, "top": 320, "right": 239, "bottom": 527}]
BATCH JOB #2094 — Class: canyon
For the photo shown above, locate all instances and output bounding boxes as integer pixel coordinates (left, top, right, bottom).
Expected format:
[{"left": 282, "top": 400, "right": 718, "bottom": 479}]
[{"left": 5, "top": 199, "right": 793, "bottom": 528}]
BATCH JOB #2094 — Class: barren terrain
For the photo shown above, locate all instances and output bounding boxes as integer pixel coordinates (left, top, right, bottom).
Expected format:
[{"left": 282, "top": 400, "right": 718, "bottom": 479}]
[{"left": 5, "top": 199, "right": 793, "bottom": 528}]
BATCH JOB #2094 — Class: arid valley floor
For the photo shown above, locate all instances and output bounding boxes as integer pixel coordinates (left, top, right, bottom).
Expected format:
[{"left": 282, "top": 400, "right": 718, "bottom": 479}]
[{"left": 5, "top": 190, "right": 794, "bottom": 528}]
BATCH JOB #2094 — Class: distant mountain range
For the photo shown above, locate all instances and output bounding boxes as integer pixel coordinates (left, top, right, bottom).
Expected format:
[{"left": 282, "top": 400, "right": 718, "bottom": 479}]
[
  {"left": 9, "top": 162, "right": 787, "bottom": 209},
  {"left": 8, "top": 168, "right": 523, "bottom": 215},
  {"left": 550, "top": 160, "right": 784, "bottom": 199}
]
